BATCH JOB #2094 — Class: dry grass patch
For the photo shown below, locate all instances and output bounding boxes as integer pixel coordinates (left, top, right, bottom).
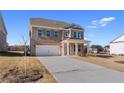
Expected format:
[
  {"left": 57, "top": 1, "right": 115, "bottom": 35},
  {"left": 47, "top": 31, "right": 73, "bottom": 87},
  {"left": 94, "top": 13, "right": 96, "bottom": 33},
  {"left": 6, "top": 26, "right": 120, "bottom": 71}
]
[
  {"left": 75, "top": 56, "right": 124, "bottom": 73},
  {"left": 0, "top": 57, "right": 56, "bottom": 83}
]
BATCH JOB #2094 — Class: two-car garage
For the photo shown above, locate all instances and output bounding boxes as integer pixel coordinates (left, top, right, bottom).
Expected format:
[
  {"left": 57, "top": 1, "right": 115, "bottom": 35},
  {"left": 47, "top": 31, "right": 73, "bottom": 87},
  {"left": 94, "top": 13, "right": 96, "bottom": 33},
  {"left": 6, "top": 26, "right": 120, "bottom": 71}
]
[{"left": 36, "top": 45, "right": 60, "bottom": 56}]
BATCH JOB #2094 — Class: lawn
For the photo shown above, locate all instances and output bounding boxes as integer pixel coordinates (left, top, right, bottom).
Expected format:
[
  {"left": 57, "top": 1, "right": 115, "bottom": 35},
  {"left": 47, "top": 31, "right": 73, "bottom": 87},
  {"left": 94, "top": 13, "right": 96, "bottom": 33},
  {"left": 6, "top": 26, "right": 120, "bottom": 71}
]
[
  {"left": 0, "top": 52, "right": 56, "bottom": 83},
  {"left": 75, "top": 56, "right": 124, "bottom": 73}
]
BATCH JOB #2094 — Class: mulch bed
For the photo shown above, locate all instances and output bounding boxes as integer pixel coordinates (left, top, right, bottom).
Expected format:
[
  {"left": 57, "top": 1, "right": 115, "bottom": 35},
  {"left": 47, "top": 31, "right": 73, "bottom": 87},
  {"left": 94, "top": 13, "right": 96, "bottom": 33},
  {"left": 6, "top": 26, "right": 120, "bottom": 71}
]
[
  {"left": 0, "top": 67, "right": 43, "bottom": 83},
  {"left": 115, "top": 61, "right": 124, "bottom": 64}
]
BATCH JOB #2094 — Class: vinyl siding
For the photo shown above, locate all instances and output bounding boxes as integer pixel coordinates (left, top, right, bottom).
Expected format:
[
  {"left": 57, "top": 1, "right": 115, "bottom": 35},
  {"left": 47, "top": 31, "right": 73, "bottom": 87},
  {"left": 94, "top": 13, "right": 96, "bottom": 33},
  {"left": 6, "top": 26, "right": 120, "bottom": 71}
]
[{"left": 110, "top": 42, "right": 124, "bottom": 55}]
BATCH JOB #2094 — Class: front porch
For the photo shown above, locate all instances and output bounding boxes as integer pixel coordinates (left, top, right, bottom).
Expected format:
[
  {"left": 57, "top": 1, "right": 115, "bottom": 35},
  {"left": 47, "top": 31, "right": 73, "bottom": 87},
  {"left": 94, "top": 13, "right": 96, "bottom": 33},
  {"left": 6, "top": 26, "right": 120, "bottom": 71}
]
[{"left": 61, "top": 39, "right": 84, "bottom": 56}]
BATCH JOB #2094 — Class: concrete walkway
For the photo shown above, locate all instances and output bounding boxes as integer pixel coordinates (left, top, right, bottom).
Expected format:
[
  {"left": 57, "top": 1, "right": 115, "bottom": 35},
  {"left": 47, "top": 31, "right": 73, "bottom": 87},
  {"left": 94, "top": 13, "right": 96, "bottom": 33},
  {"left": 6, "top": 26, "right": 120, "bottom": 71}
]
[{"left": 38, "top": 56, "right": 124, "bottom": 83}]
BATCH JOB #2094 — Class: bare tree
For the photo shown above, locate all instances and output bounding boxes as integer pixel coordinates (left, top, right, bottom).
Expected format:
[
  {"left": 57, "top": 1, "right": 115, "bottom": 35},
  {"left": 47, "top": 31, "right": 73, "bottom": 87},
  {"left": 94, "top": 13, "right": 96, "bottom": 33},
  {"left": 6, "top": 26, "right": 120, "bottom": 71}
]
[
  {"left": 21, "top": 35, "right": 28, "bottom": 56},
  {"left": 20, "top": 34, "right": 29, "bottom": 78}
]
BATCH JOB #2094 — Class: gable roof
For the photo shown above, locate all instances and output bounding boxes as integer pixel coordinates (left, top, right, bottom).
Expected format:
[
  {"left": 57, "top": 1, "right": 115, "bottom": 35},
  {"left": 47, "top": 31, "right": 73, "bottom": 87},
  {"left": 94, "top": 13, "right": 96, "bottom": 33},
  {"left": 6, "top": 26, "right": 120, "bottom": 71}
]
[
  {"left": 30, "top": 18, "right": 70, "bottom": 29},
  {"left": 0, "top": 12, "right": 7, "bottom": 34},
  {"left": 110, "top": 34, "right": 124, "bottom": 43},
  {"left": 64, "top": 23, "right": 84, "bottom": 30},
  {"left": 30, "top": 18, "right": 84, "bottom": 31}
]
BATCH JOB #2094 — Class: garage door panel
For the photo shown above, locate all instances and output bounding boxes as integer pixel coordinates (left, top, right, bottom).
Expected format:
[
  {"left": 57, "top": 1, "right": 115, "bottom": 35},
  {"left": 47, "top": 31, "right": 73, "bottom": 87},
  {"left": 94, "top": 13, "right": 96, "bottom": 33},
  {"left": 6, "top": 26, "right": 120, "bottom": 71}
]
[{"left": 36, "top": 45, "right": 60, "bottom": 56}]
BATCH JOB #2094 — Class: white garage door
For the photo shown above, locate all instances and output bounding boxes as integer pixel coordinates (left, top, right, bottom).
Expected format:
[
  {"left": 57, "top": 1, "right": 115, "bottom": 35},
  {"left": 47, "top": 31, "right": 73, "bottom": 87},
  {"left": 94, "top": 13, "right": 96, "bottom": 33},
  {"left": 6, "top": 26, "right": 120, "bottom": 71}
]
[{"left": 36, "top": 45, "right": 60, "bottom": 56}]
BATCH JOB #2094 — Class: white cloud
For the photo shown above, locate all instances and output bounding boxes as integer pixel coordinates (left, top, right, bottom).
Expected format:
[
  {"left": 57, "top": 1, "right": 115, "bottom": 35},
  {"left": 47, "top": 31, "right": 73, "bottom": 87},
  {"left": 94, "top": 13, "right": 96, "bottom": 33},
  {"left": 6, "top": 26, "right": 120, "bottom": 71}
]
[
  {"left": 87, "top": 20, "right": 98, "bottom": 28},
  {"left": 99, "top": 17, "right": 115, "bottom": 27},
  {"left": 87, "top": 17, "right": 116, "bottom": 28},
  {"left": 91, "top": 20, "right": 97, "bottom": 25},
  {"left": 100, "top": 17, "right": 115, "bottom": 22}
]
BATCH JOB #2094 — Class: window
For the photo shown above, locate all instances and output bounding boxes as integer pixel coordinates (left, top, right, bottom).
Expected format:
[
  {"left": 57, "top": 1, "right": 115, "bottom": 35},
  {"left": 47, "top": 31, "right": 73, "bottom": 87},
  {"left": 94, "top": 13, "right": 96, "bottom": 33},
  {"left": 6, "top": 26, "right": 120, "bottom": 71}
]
[
  {"left": 54, "top": 31, "right": 58, "bottom": 39},
  {"left": 38, "top": 30, "right": 42, "bottom": 37},
  {"left": 74, "top": 32, "right": 76, "bottom": 38},
  {"left": 77, "top": 32, "right": 81, "bottom": 39},
  {"left": 46, "top": 31, "right": 51, "bottom": 37},
  {"left": 74, "top": 32, "right": 81, "bottom": 39}
]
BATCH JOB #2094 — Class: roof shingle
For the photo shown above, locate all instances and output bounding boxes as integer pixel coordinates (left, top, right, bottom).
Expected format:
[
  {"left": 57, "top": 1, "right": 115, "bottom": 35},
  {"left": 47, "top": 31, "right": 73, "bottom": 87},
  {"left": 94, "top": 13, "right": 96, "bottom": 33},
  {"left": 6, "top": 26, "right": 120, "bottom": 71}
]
[{"left": 30, "top": 18, "right": 70, "bottom": 29}]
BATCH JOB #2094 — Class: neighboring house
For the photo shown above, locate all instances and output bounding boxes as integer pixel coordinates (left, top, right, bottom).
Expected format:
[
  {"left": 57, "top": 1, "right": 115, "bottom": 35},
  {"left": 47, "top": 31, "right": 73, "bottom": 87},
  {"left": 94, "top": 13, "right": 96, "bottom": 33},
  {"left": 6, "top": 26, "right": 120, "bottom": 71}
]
[
  {"left": 104, "top": 45, "right": 110, "bottom": 54},
  {"left": 110, "top": 34, "right": 124, "bottom": 55},
  {"left": 91, "top": 48, "right": 98, "bottom": 54},
  {"left": 30, "top": 18, "right": 85, "bottom": 56},
  {"left": 0, "top": 12, "right": 7, "bottom": 52}
]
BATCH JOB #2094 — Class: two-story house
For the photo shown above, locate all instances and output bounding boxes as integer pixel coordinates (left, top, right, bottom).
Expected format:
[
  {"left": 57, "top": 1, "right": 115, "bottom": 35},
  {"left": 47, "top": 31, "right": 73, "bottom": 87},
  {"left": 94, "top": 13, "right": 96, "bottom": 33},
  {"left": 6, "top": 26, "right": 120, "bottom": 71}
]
[
  {"left": 30, "top": 18, "right": 84, "bottom": 56},
  {"left": 0, "top": 12, "right": 7, "bottom": 52}
]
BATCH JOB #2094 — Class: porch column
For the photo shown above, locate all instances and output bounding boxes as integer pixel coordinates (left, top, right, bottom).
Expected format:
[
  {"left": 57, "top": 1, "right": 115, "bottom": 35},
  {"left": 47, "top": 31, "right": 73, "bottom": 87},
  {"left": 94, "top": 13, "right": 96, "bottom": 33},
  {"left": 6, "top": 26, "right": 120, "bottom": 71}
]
[
  {"left": 87, "top": 42, "right": 90, "bottom": 56},
  {"left": 67, "top": 42, "right": 69, "bottom": 56},
  {"left": 75, "top": 43, "right": 78, "bottom": 56},
  {"left": 62, "top": 42, "right": 64, "bottom": 56}
]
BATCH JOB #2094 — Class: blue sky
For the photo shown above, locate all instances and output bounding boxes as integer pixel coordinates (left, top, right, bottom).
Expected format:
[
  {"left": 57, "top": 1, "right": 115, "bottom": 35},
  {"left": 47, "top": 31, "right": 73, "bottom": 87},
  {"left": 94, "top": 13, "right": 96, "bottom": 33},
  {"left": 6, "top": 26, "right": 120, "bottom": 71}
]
[{"left": 2, "top": 10, "right": 124, "bottom": 46}]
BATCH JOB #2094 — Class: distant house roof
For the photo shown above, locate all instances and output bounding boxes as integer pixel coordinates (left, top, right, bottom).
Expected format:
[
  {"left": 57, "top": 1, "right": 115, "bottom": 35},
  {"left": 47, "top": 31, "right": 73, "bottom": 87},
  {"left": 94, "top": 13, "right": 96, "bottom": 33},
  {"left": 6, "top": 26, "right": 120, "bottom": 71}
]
[
  {"left": 0, "top": 12, "right": 7, "bottom": 34},
  {"left": 110, "top": 34, "right": 124, "bottom": 43},
  {"left": 30, "top": 18, "right": 84, "bottom": 31}
]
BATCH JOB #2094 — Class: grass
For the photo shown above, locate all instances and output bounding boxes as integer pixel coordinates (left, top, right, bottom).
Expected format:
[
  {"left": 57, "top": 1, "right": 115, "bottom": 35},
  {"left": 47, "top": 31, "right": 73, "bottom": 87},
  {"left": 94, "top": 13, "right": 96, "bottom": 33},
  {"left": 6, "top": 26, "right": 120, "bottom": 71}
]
[
  {"left": 0, "top": 52, "right": 56, "bottom": 83},
  {"left": 75, "top": 56, "right": 124, "bottom": 73}
]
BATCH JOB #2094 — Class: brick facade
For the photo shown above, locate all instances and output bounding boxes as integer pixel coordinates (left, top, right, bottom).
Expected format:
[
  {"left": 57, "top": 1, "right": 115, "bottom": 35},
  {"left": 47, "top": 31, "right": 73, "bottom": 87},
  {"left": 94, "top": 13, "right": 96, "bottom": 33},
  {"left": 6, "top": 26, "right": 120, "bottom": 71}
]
[{"left": 30, "top": 27, "right": 62, "bottom": 55}]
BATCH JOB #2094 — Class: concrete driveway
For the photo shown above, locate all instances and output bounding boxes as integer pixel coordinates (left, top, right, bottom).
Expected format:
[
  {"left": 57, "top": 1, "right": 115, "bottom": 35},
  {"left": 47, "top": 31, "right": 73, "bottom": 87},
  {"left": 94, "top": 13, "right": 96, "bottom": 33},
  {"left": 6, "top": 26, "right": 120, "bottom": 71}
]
[{"left": 38, "top": 56, "right": 124, "bottom": 83}]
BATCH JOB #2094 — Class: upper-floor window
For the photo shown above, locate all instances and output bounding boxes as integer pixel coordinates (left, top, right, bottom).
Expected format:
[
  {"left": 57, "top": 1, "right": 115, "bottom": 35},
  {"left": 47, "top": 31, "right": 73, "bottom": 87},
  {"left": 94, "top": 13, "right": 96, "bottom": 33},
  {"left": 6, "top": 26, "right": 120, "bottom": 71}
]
[
  {"left": 77, "top": 32, "right": 81, "bottom": 39},
  {"left": 46, "top": 31, "right": 51, "bottom": 38},
  {"left": 54, "top": 31, "right": 58, "bottom": 39},
  {"left": 38, "top": 29, "right": 42, "bottom": 37},
  {"left": 74, "top": 32, "right": 81, "bottom": 39},
  {"left": 74, "top": 32, "right": 76, "bottom": 38}
]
